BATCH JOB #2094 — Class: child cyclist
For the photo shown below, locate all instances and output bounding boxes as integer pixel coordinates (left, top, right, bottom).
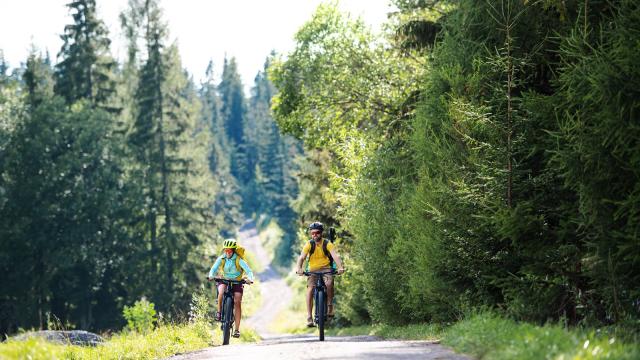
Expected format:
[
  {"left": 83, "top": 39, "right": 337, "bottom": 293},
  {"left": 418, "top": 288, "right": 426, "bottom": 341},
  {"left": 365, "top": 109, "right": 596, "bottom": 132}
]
[{"left": 207, "top": 238, "right": 254, "bottom": 338}]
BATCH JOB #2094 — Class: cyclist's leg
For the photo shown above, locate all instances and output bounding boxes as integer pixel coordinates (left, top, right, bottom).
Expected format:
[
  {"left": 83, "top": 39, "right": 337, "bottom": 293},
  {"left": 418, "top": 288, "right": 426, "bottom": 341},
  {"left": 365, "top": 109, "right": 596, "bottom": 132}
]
[
  {"left": 233, "top": 290, "right": 242, "bottom": 331},
  {"left": 217, "top": 284, "right": 227, "bottom": 319},
  {"left": 325, "top": 274, "right": 335, "bottom": 316},
  {"left": 306, "top": 275, "right": 316, "bottom": 325}
]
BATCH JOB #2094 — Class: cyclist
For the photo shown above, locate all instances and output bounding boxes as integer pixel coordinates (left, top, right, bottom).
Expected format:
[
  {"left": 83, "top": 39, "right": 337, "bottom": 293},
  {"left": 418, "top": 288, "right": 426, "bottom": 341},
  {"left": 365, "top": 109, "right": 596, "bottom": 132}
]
[
  {"left": 207, "top": 238, "right": 254, "bottom": 338},
  {"left": 295, "top": 222, "right": 345, "bottom": 327}
]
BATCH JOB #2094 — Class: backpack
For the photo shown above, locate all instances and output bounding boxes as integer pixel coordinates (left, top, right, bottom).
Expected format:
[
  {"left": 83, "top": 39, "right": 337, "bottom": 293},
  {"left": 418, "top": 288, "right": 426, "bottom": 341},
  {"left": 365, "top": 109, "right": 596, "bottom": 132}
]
[
  {"left": 307, "top": 239, "right": 336, "bottom": 270},
  {"left": 307, "top": 228, "right": 338, "bottom": 270},
  {"left": 220, "top": 246, "right": 246, "bottom": 280}
]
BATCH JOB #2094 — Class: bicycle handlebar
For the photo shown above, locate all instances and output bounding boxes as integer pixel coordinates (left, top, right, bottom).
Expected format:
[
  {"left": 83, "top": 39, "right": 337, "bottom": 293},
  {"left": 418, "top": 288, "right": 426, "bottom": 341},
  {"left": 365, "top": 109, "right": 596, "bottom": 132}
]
[
  {"left": 302, "top": 270, "right": 339, "bottom": 276},
  {"left": 208, "top": 277, "right": 251, "bottom": 285}
]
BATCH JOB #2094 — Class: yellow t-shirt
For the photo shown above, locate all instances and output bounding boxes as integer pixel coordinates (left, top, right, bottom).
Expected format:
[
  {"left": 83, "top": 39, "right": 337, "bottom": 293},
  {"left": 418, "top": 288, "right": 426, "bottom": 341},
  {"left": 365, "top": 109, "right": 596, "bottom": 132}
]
[{"left": 303, "top": 240, "right": 335, "bottom": 271}]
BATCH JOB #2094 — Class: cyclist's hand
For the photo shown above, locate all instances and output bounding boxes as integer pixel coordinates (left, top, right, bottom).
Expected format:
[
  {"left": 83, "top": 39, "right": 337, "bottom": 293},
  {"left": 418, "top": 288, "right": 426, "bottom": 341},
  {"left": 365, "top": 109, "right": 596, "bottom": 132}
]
[
  {"left": 296, "top": 268, "right": 303, "bottom": 276},
  {"left": 245, "top": 279, "right": 253, "bottom": 285},
  {"left": 206, "top": 276, "right": 212, "bottom": 282},
  {"left": 337, "top": 268, "right": 345, "bottom": 275}
]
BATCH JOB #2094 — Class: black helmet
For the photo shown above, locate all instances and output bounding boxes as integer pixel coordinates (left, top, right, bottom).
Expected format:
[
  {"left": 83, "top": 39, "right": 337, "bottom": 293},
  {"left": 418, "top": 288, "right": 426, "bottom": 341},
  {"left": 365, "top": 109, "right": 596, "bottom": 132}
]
[{"left": 308, "top": 221, "right": 324, "bottom": 232}]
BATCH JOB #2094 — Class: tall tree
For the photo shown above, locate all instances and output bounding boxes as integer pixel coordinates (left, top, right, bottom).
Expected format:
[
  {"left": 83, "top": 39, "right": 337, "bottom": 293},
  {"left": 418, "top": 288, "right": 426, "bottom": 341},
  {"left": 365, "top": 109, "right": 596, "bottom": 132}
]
[
  {"left": 199, "top": 60, "right": 242, "bottom": 236},
  {"left": 129, "top": 0, "right": 215, "bottom": 310},
  {"left": 54, "top": 0, "right": 117, "bottom": 108},
  {"left": 218, "top": 57, "right": 252, "bottom": 188}
]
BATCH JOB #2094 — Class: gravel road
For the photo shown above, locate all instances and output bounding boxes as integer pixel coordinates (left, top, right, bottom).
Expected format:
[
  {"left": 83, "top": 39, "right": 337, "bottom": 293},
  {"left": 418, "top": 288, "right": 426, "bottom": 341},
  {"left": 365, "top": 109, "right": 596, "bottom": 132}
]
[
  {"left": 169, "top": 334, "right": 470, "bottom": 360},
  {"left": 166, "top": 221, "right": 471, "bottom": 360}
]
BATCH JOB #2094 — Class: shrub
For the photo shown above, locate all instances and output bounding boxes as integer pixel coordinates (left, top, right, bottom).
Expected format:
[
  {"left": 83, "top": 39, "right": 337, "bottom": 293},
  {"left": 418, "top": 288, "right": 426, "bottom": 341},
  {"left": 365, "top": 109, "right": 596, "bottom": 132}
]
[{"left": 122, "top": 297, "right": 157, "bottom": 333}]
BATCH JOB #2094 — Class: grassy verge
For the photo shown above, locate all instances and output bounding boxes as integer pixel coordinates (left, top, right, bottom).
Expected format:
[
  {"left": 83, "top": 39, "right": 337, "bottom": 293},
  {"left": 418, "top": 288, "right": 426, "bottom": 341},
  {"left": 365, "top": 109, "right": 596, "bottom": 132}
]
[
  {"left": 443, "top": 312, "right": 639, "bottom": 360},
  {"left": 307, "top": 312, "right": 640, "bottom": 359},
  {"left": 0, "top": 322, "right": 260, "bottom": 360}
]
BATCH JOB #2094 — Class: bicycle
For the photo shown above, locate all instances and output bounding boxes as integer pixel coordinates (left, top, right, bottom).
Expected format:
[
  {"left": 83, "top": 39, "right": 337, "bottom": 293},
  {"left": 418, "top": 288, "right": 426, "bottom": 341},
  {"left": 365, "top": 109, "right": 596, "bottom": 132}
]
[
  {"left": 303, "top": 270, "right": 338, "bottom": 341},
  {"left": 211, "top": 277, "right": 248, "bottom": 345}
]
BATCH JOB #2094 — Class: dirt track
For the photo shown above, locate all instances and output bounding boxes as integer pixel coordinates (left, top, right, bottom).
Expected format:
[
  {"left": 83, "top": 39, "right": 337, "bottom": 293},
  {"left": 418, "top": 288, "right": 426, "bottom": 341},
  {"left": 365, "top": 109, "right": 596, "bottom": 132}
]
[
  {"left": 169, "top": 334, "right": 470, "bottom": 360},
  {"left": 166, "top": 221, "right": 470, "bottom": 359}
]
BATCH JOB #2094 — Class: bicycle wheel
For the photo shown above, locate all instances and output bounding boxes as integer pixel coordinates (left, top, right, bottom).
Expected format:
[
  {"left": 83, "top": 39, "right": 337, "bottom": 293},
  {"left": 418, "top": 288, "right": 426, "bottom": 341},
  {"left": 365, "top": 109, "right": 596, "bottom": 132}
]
[
  {"left": 316, "top": 289, "right": 325, "bottom": 341},
  {"left": 222, "top": 296, "right": 234, "bottom": 345}
]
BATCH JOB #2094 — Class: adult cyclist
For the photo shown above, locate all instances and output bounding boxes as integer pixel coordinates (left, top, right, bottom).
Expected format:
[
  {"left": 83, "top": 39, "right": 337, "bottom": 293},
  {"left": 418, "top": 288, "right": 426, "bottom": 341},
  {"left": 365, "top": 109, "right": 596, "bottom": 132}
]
[
  {"left": 207, "top": 238, "right": 254, "bottom": 338},
  {"left": 295, "top": 222, "right": 345, "bottom": 327}
]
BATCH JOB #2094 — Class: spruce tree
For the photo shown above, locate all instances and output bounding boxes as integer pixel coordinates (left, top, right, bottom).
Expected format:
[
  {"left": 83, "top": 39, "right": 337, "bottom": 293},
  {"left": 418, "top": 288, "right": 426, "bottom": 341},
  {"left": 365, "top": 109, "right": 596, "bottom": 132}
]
[
  {"left": 54, "top": 0, "right": 117, "bottom": 108},
  {"left": 129, "top": 0, "right": 215, "bottom": 310}
]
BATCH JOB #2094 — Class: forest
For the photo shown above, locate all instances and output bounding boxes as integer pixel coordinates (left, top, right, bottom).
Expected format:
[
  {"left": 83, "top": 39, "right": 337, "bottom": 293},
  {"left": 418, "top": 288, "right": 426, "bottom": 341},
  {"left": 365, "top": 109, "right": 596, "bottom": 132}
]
[
  {"left": 1, "top": 0, "right": 639, "bottom": 338},
  {"left": 0, "top": 0, "right": 300, "bottom": 335}
]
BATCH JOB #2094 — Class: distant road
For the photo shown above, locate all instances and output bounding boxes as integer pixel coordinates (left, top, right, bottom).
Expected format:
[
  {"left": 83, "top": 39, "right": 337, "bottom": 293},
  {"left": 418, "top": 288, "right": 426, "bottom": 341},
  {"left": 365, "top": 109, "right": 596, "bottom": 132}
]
[{"left": 240, "top": 220, "right": 293, "bottom": 337}]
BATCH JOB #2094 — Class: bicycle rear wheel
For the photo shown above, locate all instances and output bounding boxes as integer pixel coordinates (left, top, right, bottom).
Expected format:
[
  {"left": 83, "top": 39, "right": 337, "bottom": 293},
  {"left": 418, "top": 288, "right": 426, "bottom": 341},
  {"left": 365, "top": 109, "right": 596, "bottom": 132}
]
[
  {"left": 222, "top": 296, "right": 234, "bottom": 345},
  {"left": 316, "top": 289, "right": 325, "bottom": 341}
]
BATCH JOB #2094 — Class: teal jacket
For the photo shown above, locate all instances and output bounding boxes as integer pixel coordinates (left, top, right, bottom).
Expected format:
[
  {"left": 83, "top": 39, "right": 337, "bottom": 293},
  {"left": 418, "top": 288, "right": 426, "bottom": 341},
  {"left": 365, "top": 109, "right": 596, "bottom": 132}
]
[{"left": 208, "top": 253, "right": 254, "bottom": 281}]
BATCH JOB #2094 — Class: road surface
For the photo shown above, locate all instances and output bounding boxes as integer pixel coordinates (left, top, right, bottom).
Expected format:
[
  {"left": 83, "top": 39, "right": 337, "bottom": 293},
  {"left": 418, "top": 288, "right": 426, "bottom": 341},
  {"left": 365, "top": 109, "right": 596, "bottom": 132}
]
[{"left": 167, "top": 220, "right": 471, "bottom": 359}]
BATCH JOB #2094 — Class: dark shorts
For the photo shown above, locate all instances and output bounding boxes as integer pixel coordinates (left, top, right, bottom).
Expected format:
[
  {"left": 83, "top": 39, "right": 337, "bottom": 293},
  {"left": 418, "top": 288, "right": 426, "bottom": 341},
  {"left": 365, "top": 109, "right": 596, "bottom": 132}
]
[{"left": 218, "top": 283, "right": 244, "bottom": 295}]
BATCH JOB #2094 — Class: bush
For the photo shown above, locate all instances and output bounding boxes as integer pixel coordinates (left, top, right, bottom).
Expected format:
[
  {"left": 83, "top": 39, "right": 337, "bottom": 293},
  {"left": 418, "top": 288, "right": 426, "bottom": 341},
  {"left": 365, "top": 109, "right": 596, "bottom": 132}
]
[{"left": 122, "top": 298, "right": 157, "bottom": 333}]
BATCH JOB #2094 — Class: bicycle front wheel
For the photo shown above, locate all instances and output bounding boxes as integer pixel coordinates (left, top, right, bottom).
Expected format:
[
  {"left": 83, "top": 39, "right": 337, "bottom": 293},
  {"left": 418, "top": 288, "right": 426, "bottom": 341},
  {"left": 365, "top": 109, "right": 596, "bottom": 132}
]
[
  {"left": 316, "top": 289, "right": 325, "bottom": 341},
  {"left": 222, "top": 296, "right": 234, "bottom": 345}
]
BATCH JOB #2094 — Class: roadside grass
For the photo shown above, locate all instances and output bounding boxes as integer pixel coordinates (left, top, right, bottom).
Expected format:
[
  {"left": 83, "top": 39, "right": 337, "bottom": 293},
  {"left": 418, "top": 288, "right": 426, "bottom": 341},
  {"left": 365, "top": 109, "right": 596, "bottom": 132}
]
[
  {"left": 327, "top": 322, "right": 442, "bottom": 341},
  {"left": 312, "top": 311, "right": 640, "bottom": 360},
  {"left": 0, "top": 323, "right": 260, "bottom": 360},
  {"left": 443, "top": 312, "right": 640, "bottom": 360}
]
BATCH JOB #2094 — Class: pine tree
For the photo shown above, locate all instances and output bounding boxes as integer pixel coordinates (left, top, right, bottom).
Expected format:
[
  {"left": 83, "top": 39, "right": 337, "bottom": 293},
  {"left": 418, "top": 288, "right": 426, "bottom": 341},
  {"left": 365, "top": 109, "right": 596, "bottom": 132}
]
[
  {"left": 129, "top": 0, "right": 215, "bottom": 310},
  {"left": 54, "top": 0, "right": 117, "bottom": 108},
  {"left": 218, "top": 57, "right": 251, "bottom": 187},
  {"left": 199, "top": 60, "right": 242, "bottom": 235}
]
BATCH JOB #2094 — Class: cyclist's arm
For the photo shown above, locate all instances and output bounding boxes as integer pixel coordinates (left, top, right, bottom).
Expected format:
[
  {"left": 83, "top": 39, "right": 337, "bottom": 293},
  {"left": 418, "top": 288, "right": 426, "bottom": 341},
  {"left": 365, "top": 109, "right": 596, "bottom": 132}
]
[
  {"left": 329, "top": 248, "right": 344, "bottom": 273},
  {"left": 208, "top": 256, "right": 223, "bottom": 279},
  {"left": 296, "top": 244, "right": 310, "bottom": 273},
  {"left": 238, "top": 258, "right": 254, "bottom": 282}
]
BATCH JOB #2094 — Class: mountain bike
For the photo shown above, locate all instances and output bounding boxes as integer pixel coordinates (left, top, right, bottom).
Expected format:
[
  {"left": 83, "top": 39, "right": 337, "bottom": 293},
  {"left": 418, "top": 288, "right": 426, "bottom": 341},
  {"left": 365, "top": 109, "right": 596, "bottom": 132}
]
[
  {"left": 303, "top": 270, "right": 338, "bottom": 341},
  {"left": 213, "top": 278, "right": 247, "bottom": 345}
]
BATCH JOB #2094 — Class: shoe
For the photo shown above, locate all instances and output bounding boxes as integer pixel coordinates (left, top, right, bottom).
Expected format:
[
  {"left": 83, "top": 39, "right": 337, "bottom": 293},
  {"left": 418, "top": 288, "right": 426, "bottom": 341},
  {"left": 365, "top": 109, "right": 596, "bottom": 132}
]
[
  {"left": 215, "top": 312, "right": 221, "bottom": 321},
  {"left": 306, "top": 317, "right": 315, "bottom": 327},
  {"left": 232, "top": 330, "right": 240, "bottom": 338}
]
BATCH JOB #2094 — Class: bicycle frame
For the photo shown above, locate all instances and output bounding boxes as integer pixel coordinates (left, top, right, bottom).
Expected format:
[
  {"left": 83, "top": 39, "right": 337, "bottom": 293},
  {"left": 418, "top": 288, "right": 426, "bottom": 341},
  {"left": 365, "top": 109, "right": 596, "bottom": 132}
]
[
  {"left": 304, "top": 270, "right": 336, "bottom": 341},
  {"left": 214, "top": 278, "right": 245, "bottom": 345}
]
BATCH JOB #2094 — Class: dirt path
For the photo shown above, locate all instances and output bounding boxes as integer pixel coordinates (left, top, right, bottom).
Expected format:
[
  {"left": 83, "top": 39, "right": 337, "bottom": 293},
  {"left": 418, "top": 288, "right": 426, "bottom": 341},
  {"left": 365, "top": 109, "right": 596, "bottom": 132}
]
[
  {"left": 166, "top": 220, "right": 471, "bottom": 359},
  {"left": 238, "top": 220, "right": 293, "bottom": 337},
  {"left": 169, "top": 334, "right": 471, "bottom": 360}
]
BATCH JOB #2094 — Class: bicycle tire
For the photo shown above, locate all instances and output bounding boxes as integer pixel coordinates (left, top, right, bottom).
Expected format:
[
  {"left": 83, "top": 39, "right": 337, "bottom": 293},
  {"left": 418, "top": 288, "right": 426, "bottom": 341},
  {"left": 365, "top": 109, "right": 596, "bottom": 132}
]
[
  {"left": 222, "top": 296, "right": 234, "bottom": 345},
  {"left": 317, "top": 289, "right": 325, "bottom": 341}
]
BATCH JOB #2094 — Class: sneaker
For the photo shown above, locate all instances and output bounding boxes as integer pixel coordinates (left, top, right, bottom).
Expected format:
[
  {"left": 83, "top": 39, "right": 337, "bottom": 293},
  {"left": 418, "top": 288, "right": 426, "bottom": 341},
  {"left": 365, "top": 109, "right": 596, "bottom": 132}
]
[
  {"left": 215, "top": 312, "right": 221, "bottom": 321},
  {"left": 306, "top": 317, "right": 315, "bottom": 327},
  {"left": 232, "top": 330, "right": 240, "bottom": 338}
]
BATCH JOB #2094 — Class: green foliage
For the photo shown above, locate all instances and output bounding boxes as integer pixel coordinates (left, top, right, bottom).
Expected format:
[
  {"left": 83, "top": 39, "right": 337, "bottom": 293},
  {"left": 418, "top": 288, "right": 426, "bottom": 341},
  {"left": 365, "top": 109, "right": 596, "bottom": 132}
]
[
  {"left": 0, "top": 323, "right": 212, "bottom": 360},
  {"left": 443, "top": 312, "right": 640, "bottom": 360},
  {"left": 272, "top": 0, "right": 640, "bottom": 330},
  {"left": 322, "top": 312, "right": 640, "bottom": 359},
  {"left": 54, "top": 0, "right": 117, "bottom": 107},
  {"left": 123, "top": 298, "right": 157, "bottom": 333}
]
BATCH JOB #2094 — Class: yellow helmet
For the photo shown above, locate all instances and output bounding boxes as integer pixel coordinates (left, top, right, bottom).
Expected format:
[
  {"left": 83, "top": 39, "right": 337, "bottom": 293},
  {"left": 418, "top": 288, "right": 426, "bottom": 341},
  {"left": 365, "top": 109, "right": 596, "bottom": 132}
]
[{"left": 222, "top": 238, "right": 237, "bottom": 249}]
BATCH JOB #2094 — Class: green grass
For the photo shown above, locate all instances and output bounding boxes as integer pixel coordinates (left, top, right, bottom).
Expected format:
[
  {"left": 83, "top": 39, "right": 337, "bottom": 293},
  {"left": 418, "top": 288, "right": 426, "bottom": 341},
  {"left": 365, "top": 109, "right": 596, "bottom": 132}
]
[
  {"left": 442, "top": 312, "right": 640, "bottom": 360},
  {"left": 310, "top": 312, "right": 640, "bottom": 359},
  {"left": 327, "top": 322, "right": 442, "bottom": 341},
  {"left": 0, "top": 322, "right": 260, "bottom": 360}
]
